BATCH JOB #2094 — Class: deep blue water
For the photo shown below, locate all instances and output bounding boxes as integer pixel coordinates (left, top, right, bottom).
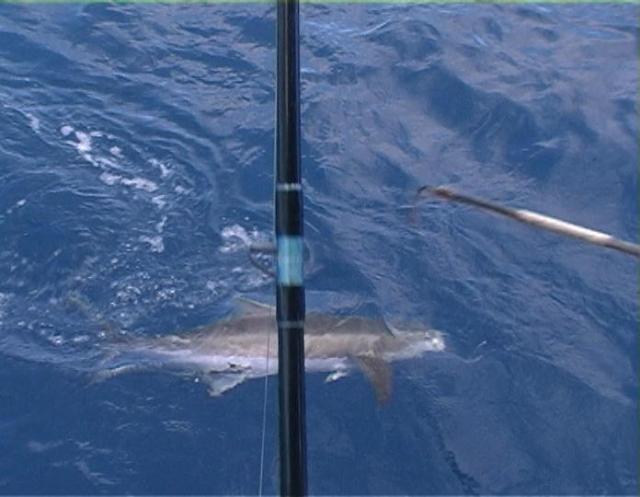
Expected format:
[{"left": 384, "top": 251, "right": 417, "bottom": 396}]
[{"left": 0, "top": 2, "right": 637, "bottom": 495}]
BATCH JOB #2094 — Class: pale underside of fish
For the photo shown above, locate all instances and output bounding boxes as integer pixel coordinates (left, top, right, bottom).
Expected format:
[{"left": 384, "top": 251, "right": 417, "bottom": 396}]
[{"left": 97, "top": 299, "right": 445, "bottom": 403}]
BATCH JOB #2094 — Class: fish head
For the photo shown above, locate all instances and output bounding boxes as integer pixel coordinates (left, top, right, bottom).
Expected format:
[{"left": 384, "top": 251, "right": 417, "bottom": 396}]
[
  {"left": 422, "top": 329, "right": 445, "bottom": 352},
  {"left": 386, "top": 326, "right": 446, "bottom": 358}
]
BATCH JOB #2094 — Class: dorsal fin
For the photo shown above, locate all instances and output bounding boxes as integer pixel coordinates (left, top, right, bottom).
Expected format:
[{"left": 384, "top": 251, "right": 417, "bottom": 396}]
[
  {"left": 355, "top": 355, "right": 392, "bottom": 405},
  {"left": 381, "top": 317, "right": 396, "bottom": 336},
  {"left": 234, "top": 297, "right": 275, "bottom": 316}
]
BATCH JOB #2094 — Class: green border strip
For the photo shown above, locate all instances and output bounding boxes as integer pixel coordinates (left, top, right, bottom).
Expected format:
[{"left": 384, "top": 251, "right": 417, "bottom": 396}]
[{"left": 0, "top": 0, "right": 638, "bottom": 4}]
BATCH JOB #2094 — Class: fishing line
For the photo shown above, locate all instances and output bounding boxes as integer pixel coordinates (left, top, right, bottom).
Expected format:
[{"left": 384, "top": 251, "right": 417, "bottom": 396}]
[
  {"left": 246, "top": 242, "right": 277, "bottom": 495},
  {"left": 258, "top": 313, "right": 273, "bottom": 497}
]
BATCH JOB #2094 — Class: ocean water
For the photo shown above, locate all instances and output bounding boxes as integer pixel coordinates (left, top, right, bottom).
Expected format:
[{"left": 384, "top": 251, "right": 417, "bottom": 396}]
[{"left": 0, "top": 2, "right": 637, "bottom": 495}]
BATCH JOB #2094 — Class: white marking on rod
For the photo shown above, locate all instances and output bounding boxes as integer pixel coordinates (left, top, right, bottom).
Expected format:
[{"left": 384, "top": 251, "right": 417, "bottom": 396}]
[{"left": 277, "top": 183, "right": 302, "bottom": 192}]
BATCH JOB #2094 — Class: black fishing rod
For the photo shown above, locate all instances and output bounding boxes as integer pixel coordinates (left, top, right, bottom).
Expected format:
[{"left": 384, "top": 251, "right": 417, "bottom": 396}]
[{"left": 275, "top": 0, "right": 307, "bottom": 495}]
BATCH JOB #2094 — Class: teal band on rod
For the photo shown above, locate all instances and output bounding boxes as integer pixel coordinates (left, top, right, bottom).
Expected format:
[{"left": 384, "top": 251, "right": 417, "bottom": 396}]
[{"left": 277, "top": 235, "right": 304, "bottom": 286}]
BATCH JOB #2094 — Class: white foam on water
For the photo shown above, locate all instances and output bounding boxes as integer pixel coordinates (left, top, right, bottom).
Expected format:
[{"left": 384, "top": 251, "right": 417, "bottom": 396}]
[
  {"left": 74, "top": 131, "right": 92, "bottom": 153},
  {"left": 99, "top": 171, "right": 121, "bottom": 186},
  {"left": 75, "top": 459, "right": 116, "bottom": 486},
  {"left": 473, "top": 34, "right": 488, "bottom": 47},
  {"left": 155, "top": 215, "right": 168, "bottom": 233},
  {"left": 0, "top": 292, "right": 8, "bottom": 321},
  {"left": 48, "top": 334, "right": 65, "bottom": 346},
  {"left": 26, "top": 113, "right": 40, "bottom": 132},
  {"left": 5, "top": 198, "right": 28, "bottom": 215},
  {"left": 115, "top": 284, "right": 142, "bottom": 304},
  {"left": 95, "top": 156, "right": 120, "bottom": 170},
  {"left": 139, "top": 235, "right": 165, "bottom": 253},
  {"left": 121, "top": 177, "right": 158, "bottom": 192},
  {"left": 206, "top": 280, "right": 222, "bottom": 295},
  {"left": 151, "top": 195, "right": 167, "bottom": 209},
  {"left": 58, "top": 125, "right": 176, "bottom": 265},
  {"left": 99, "top": 171, "right": 158, "bottom": 193},
  {"left": 81, "top": 153, "right": 100, "bottom": 167},
  {"left": 62, "top": 126, "right": 103, "bottom": 168},
  {"left": 156, "top": 287, "right": 176, "bottom": 301},
  {"left": 27, "top": 440, "right": 64, "bottom": 454},
  {"left": 219, "top": 225, "right": 253, "bottom": 252},
  {"left": 60, "top": 125, "right": 74, "bottom": 136},
  {"left": 150, "top": 158, "right": 171, "bottom": 178},
  {"left": 219, "top": 224, "right": 270, "bottom": 256}
]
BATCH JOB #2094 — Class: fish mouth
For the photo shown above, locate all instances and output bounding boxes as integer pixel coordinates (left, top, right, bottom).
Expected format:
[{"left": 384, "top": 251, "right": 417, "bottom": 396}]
[{"left": 427, "top": 330, "right": 446, "bottom": 351}]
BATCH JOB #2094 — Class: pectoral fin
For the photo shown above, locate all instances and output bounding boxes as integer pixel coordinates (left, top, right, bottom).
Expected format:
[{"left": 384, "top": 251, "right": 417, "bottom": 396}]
[
  {"left": 325, "top": 370, "right": 349, "bottom": 383},
  {"left": 355, "top": 356, "right": 392, "bottom": 404},
  {"left": 202, "top": 373, "right": 247, "bottom": 397},
  {"left": 90, "top": 364, "right": 142, "bottom": 384}
]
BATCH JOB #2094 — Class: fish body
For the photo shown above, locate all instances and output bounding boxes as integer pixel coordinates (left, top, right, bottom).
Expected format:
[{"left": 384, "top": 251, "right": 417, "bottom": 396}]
[{"left": 100, "top": 300, "right": 445, "bottom": 402}]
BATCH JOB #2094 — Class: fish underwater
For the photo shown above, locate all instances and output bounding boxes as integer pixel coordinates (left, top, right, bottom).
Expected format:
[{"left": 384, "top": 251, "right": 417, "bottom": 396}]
[{"left": 97, "top": 299, "right": 445, "bottom": 403}]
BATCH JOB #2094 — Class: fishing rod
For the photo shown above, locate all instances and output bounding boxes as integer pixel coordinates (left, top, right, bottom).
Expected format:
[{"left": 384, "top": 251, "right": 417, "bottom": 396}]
[
  {"left": 275, "top": 0, "right": 307, "bottom": 495},
  {"left": 417, "top": 185, "right": 640, "bottom": 258}
]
